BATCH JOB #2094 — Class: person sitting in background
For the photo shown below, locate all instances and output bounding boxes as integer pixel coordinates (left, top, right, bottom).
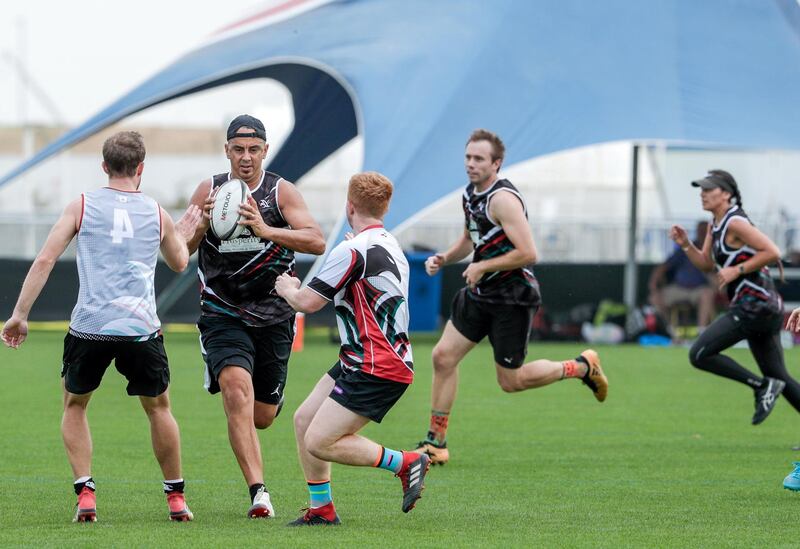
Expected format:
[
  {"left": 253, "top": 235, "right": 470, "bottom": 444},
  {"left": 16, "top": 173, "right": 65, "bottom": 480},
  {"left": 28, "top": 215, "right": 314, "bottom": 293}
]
[{"left": 649, "top": 220, "right": 715, "bottom": 331}]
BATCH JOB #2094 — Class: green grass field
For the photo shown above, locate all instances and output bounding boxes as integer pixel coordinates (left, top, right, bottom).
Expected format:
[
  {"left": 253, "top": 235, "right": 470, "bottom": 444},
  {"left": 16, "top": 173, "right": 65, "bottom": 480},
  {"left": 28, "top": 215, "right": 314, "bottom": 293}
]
[{"left": 2, "top": 329, "right": 800, "bottom": 547}]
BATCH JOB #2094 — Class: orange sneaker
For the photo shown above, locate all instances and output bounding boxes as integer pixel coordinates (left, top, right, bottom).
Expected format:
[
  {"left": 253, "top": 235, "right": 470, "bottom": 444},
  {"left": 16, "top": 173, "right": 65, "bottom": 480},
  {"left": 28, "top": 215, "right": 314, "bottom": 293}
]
[
  {"left": 73, "top": 487, "right": 97, "bottom": 523},
  {"left": 414, "top": 440, "right": 449, "bottom": 465},
  {"left": 580, "top": 349, "right": 608, "bottom": 402},
  {"left": 167, "top": 491, "right": 194, "bottom": 522}
]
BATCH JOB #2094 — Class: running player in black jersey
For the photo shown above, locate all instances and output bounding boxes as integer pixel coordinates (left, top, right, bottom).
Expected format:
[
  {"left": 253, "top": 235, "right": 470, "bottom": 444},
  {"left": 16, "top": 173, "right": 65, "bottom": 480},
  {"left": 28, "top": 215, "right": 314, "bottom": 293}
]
[
  {"left": 783, "top": 306, "right": 800, "bottom": 489},
  {"left": 186, "top": 115, "right": 326, "bottom": 518},
  {"left": 671, "top": 169, "right": 800, "bottom": 425},
  {"left": 414, "top": 130, "right": 608, "bottom": 465}
]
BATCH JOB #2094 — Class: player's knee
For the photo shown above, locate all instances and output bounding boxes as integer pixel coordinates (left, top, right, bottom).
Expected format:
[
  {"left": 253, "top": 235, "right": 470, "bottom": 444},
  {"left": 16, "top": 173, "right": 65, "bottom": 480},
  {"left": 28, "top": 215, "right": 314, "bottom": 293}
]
[
  {"left": 63, "top": 393, "right": 90, "bottom": 411},
  {"left": 142, "top": 401, "right": 170, "bottom": 420},
  {"left": 253, "top": 413, "right": 275, "bottom": 430},
  {"left": 293, "top": 407, "right": 313, "bottom": 437},
  {"left": 432, "top": 345, "right": 457, "bottom": 373},
  {"left": 220, "top": 379, "right": 253, "bottom": 412},
  {"left": 303, "top": 429, "right": 328, "bottom": 459},
  {"left": 498, "top": 377, "right": 522, "bottom": 393},
  {"left": 688, "top": 342, "right": 708, "bottom": 369}
]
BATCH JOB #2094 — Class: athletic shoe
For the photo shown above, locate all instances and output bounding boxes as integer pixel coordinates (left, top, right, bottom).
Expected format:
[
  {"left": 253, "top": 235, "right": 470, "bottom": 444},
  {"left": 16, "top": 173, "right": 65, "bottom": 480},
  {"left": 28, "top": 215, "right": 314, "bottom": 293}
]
[
  {"left": 166, "top": 492, "right": 193, "bottom": 522},
  {"left": 580, "top": 349, "right": 608, "bottom": 402},
  {"left": 247, "top": 486, "right": 275, "bottom": 518},
  {"left": 414, "top": 440, "right": 449, "bottom": 465},
  {"left": 783, "top": 462, "right": 800, "bottom": 491},
  {"left": 396, "top": 452, "right": 430, "bottom": 513},
  {"left": 286, "top": 502, "right": 341, "bottom": 526},
  {"left": 72, "top": 487, "right": 97, "bottom": 523},
  {"left": 752, "top": 377, "right": 786, "bottom": 425}
]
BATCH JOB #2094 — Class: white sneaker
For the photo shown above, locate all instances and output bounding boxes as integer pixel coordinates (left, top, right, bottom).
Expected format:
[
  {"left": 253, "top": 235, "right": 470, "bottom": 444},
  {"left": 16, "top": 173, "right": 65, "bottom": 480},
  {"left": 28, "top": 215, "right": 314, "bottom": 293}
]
[{"left": 247, "top": 486, "right": 275, "bottom": 518}]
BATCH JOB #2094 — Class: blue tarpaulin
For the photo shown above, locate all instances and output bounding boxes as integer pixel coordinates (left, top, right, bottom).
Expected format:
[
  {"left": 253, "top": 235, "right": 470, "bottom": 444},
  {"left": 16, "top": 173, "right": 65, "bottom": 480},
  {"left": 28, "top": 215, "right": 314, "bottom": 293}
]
[{"left": 3, "top": 0, "right": 800, "bottom": 236}]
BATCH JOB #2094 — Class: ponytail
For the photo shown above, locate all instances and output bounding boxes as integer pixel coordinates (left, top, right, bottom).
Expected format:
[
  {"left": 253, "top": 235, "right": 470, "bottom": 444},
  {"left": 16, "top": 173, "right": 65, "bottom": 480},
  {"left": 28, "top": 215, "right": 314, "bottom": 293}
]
[{"left": 733, "top": 188, "right": 743, "bottom": 207}]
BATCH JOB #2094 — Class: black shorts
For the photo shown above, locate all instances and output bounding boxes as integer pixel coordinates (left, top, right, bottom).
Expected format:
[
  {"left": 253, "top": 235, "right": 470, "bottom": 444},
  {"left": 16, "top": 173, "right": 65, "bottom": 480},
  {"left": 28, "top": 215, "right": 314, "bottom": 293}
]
[
  {"left": 450, "top": 287, "right": 535, "bottom": 368},
  {"left": 327, "top": 362, "right": 409, "bottom": 423},
  {"left": 61, "top": 333, "right": 170, "bottom": 397},
  {"left": 198, "top": 315, "right": 294, "bottom": 405}
]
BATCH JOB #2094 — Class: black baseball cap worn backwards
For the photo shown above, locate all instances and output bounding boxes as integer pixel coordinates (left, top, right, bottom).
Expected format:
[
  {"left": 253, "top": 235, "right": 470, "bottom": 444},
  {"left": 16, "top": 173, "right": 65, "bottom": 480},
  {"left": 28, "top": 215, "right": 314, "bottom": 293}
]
[
  {"left": 227, "top": 114, "right": 267, "bottom": 141},
  {"left": 690, "top": 169, "right": 738, "bottom": 195}
]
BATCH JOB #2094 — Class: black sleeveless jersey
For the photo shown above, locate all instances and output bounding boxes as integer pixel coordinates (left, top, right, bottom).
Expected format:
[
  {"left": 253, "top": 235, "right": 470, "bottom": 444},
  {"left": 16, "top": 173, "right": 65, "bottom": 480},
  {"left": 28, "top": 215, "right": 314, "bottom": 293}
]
[
  {"left": 198, "top": 170, "right": 295, "bottom": 326},
  {"left": 712, "top": 205, "right": 782, "bottom": 318},
  {"left": 463, "top": 178, "right": 541, "bottom": 307}
]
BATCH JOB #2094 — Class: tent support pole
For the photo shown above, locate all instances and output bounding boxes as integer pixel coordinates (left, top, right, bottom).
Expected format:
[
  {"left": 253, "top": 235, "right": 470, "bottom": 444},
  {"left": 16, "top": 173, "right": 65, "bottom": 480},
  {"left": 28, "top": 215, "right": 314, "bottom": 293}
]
[{"left": 623, "top": 143, "right": 639, "bottom": 317}]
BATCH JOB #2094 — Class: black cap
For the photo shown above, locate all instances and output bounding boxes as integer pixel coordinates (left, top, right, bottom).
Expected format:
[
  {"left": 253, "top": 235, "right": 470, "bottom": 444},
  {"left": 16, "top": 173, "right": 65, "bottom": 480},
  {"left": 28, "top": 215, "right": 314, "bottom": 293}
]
[
  {"left": 691, "top": 170, "right": 738, "bottom": 194},
  {"left": 226, "top": 114, "right": 267, "bottom": 141}
]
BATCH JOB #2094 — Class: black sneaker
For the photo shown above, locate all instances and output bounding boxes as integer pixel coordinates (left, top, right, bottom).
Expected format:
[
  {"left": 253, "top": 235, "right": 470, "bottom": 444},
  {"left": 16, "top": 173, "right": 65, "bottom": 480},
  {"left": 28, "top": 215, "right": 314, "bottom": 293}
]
[
  {"left": 752, "top": 377, "right": 786, "bottom": 425},
  {"left": 286, "top": 503, "right": 341, "bottom": 526},
  {"left": 397, "top": 452, "right": 431, "bottom": 513}
]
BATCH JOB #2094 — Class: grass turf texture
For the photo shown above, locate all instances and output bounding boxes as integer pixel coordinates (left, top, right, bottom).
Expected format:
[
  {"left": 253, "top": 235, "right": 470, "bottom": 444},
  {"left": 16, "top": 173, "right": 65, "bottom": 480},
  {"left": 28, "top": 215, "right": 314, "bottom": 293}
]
[{"left": 2, "top": 330, "right": 800, "bottom": 547}]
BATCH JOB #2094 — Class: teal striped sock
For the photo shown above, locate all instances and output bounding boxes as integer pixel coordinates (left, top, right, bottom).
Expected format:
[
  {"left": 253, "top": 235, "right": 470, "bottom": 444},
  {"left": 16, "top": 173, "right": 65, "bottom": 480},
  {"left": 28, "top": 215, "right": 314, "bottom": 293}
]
[
  {"left": 375, "top": 446, "right": 404, "bottom": 474},
  {"left": 308, "top": 480, "right": 332, "bottom": 508}
]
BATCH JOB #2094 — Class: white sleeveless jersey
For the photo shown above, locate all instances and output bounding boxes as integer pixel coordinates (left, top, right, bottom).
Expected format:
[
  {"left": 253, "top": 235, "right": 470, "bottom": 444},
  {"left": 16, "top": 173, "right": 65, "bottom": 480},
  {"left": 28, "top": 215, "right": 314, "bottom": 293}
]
[
  {"left": 307, "top": 225, "right": 414, "bottom": 384},
  {"left": 69, "top": 188, "right": 162, "bottom": 340}
]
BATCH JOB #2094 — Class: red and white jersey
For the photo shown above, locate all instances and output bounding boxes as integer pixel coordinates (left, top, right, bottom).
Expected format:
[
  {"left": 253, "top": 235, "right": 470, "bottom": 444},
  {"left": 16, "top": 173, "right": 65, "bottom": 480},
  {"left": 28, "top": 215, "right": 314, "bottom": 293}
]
[{"left": 308, "top": 225, "right": 413, "bottom": 384}]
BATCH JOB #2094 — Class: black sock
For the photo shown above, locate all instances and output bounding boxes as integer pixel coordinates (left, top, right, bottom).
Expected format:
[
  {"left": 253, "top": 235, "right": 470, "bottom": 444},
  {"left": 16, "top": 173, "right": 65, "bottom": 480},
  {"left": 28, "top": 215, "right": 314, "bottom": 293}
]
[
  {"left": 249, "top": 483, "right": 265, "bottom": 502},
  {"left": 163, "top": 480, "right": 185, "bottom": 494},
  {"left": 575, "top": 355, "right": 589, "bottom": 377},
  {"left": 74, "top": 477, "right": 95, "bottom": 496}
]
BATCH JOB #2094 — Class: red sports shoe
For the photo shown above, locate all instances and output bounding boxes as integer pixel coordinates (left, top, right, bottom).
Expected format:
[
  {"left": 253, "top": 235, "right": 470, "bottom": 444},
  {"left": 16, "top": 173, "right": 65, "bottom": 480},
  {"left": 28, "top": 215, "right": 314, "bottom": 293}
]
[
  {"left": 396, "top": 451, "right": 431, "bottom": 513},
  {"left": 73, "top": 487, "right": 96, "bottom": 523},
  {"left": 167, "top": 491, "right": 194, "bottom": 522},
  {"left": 286, "top": 502, "right": 341, "bottom": 526}
]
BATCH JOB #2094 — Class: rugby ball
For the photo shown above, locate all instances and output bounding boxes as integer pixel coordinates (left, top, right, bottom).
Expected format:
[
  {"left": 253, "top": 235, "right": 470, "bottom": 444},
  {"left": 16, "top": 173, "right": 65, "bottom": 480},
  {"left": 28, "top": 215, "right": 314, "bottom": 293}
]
[{"left": 210, "top": 179, "right": 250, "bottom": 240}]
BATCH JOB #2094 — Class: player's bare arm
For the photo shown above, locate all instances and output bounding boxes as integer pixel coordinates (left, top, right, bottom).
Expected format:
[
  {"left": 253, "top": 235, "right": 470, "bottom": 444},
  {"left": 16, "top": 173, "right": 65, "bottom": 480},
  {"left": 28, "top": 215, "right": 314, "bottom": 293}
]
[
  {"left": 715, "top": 218, "right": 781, "bottom": 289},
  {"left": 463, "top": 191, "right": 536, "bottom": 288},
  {"left": 274, "top": 272, "right": 328, "bottom": 313},
  {"left": 238, "top": 180, "right": 325, "bottom": 255},
  {"left": 160, "top": 205, "right": 202, "bottom": 272},
  {"left": 1, "top": 198, "right": 81, "bottom": 349},
  {"left": 671, "top": 223, "right": 715, "bottom": 272},
  {"left": 186, "top": 179, "right": 214, "bottom": 254},
  {"left": 426, "top": 230, "right": 473, "bottom": 276}
]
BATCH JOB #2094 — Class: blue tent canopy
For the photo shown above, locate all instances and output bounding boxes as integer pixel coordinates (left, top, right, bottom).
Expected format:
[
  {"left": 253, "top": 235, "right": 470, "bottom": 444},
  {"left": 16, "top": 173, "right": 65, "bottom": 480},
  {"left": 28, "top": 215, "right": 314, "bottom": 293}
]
[{"left": 4, "top": 0, "right": 800, "bottom": 235}]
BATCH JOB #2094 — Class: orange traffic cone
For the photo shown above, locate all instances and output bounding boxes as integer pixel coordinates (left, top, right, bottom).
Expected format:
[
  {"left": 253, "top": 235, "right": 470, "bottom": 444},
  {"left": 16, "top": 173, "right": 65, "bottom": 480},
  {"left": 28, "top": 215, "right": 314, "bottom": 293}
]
[{"left": 292, "top": 312, "right": 305, "bottom": 352}]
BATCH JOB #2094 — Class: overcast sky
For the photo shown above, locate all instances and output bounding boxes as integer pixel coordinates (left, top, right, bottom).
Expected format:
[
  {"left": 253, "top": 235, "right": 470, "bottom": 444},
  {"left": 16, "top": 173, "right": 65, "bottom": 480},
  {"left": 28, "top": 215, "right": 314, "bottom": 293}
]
[{"left": 0, "top": 0, "right": 293, "bottom": 132}]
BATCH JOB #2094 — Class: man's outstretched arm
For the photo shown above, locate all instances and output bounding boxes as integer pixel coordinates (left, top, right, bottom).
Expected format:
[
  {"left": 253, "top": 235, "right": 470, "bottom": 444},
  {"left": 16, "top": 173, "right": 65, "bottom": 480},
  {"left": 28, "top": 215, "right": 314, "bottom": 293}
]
[{"left": 2, "top": 198, "right": 81, "bottom": 348}]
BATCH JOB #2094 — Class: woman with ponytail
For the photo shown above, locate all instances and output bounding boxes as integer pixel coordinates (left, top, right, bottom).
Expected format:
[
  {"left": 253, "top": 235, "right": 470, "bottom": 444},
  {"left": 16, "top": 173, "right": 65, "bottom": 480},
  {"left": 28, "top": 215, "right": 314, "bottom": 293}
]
[{"left": 671, "top": 169, "right": 800, "bottom": 425}]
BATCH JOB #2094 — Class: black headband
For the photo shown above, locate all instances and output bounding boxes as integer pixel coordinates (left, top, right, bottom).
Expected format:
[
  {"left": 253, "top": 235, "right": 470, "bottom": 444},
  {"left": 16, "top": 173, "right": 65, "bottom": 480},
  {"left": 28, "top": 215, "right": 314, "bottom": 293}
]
[
  {"left": 230, "top": 131, "right": 263, "bottom": 140},
  {"left": 226, "top": 114, "right": 267, "bottom": 141}
]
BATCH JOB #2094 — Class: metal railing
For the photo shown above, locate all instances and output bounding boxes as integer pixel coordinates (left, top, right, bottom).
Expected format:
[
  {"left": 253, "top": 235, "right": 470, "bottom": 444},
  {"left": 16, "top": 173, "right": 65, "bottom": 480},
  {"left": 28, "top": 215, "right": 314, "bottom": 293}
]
[{"left": 1, "top": 213, "right": 796, "bottom": 264}]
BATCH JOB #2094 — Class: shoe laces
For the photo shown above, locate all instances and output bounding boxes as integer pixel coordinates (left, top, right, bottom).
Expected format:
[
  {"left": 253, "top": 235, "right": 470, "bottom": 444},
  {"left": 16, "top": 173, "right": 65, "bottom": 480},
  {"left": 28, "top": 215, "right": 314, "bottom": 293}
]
[
  {"left": 77, "top": 487, "right": 95, "bottom": 506},
  {"left": 167, "top": 491, "right": 186, "bottom": 510},
  {"left": 253, "top": 487, "right": 270, "bottom": 504},
  {"left": 790, "top": 463, "right": 800, "bottom": 480},
  {"left": 758, "top": 389, "right": 776, "bottom": 408}
]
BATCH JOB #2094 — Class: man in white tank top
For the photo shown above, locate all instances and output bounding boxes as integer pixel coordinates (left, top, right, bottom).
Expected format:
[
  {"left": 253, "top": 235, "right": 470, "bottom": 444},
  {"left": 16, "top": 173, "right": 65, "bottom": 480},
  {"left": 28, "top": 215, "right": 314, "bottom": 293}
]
[{"left": 1, "top": 131, "right": 201, "bottom": 523}]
